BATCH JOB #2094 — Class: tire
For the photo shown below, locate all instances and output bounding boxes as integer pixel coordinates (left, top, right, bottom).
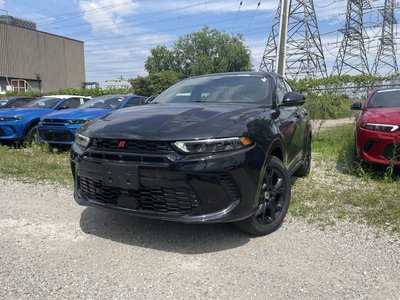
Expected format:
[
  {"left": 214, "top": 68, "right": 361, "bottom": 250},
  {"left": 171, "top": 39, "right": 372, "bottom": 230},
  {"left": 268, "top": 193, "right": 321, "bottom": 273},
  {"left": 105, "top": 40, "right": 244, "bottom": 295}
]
[
  {"left": 294, "top": 134, "right": 311, "bottom": 177},
  {"left": 25, "top": 125, "right": 38, "bottom": 144},
  {"left": 235, "top": 156, "right": 291, "bottom": 236}
]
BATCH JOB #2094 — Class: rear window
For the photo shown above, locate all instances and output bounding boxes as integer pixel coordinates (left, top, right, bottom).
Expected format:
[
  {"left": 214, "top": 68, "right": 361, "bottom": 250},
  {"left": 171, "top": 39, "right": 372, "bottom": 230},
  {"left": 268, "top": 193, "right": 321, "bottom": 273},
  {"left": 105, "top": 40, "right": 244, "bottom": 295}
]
[{"left": 368, "top": 90, "right": 400, "bottom": 108}]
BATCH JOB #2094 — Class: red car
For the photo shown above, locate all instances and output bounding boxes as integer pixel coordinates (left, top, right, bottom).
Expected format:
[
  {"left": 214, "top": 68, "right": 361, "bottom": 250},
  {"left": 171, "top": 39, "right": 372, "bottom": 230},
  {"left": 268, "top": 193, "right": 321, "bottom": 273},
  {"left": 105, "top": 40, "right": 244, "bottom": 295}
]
[{"left": 351, "top": 88, "right": 400, "bottom": 165}]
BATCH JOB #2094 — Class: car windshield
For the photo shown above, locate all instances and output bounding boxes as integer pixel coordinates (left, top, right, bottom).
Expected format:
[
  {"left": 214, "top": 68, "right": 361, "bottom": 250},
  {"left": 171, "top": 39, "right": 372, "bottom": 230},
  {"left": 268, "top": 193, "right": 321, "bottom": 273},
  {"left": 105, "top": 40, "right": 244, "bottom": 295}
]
[
  {"left": 80, "top": 95, "right": 125, "bottom": 109},
  {"left": 154, "top": 75, "right": 271, "bottom": 104},
  {"left": 368, "top": 90, "right": 400, "bottom": 108},
  {"left": 24, "top": 97, "right": 61, "bottom": 108},
  {"left": 0, "top": 98, "right": 11, "bottom": 108}
]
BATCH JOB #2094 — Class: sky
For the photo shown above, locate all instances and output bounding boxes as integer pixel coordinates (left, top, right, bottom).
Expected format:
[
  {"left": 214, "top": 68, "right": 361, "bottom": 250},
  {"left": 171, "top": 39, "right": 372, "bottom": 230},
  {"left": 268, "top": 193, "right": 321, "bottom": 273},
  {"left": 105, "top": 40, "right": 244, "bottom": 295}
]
[{"left": 0, "top": 0, "right": 396, "bottom": 87}]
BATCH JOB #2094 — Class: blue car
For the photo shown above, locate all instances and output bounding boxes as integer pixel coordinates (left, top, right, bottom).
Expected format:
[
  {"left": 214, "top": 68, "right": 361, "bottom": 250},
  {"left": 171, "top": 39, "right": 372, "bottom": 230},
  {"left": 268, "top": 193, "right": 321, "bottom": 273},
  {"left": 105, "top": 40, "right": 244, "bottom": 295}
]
[
  {"left": 0, "top": 96, "right": 38, "bottom": 109},
  {"left": 0, "top": 95, "right": 91, "bottom": 142},
  {"left": 38, "top": 94, "right": 147, "bottom": 145}
]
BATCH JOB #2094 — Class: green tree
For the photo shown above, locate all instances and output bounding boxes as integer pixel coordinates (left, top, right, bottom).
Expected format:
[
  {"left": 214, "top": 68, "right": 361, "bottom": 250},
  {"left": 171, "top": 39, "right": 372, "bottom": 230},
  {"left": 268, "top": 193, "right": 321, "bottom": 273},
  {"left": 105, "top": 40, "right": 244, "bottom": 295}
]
[
  {"left": 144, "top": 46, "right": 175, "bottom": 74},
  {"left": 145, "top": 26, "right": 252, "bottom": 78},
  {"left": 129, "top": 70, "right": 180, "bottom": 97}
]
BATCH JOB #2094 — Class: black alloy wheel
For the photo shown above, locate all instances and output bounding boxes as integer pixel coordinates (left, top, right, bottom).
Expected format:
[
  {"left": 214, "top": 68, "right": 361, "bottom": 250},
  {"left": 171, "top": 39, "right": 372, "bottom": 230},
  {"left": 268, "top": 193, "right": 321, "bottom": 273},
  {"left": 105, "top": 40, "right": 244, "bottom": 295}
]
[{"left": 235, "top": 156, "right": 291, "bottom": 236}]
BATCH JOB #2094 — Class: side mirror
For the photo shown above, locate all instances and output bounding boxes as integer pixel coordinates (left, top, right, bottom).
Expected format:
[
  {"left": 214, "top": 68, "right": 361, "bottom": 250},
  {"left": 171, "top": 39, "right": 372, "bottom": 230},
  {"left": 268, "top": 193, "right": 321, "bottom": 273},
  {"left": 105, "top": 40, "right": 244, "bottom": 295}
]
[
  {"left": 281, "top": 92, "right": 306, "bottom": 106},
  {"left": 350, "top": 102, "right": 363, "bottom": 110},
  {"left": 58, "top": 105, "right": 69, "bottom": 110}
]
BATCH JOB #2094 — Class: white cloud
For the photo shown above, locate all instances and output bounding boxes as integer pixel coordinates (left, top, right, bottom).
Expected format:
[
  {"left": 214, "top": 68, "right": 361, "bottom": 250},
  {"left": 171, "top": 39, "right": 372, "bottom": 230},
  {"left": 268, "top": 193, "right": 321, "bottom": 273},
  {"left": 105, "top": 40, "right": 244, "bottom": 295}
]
[
  {"left": 83, "top": 31, "right": 176, "bottom": 85},
  {"left": 78, "top": 0, "right": 139, "bottom": 35}
]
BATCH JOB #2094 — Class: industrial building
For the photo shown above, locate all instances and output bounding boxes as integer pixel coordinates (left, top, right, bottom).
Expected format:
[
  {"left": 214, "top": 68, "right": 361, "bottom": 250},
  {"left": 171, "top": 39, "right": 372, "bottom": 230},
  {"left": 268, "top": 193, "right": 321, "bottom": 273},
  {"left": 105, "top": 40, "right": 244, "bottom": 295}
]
[{"left": 0, "top": 15, "right": 85, "bottom": 94}]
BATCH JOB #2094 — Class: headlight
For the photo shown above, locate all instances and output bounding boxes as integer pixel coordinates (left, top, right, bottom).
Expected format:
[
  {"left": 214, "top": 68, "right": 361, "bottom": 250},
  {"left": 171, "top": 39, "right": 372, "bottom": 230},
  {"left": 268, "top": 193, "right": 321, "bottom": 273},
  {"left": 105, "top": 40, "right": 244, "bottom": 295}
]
[
  {"left": 67, "top": 119, "right": 91, "bottom": 124},
  {"left": 0, "top": 116, "right": 23, "bottom": 121},
  {"left": 75, "top": 134, "right": 91, "bottom": 148},
  {"left": 172, "top": 137, "right": 253, "bottom": 154},
  {"left": 361, "top": 123, "right": 399, "bottom": 132}
]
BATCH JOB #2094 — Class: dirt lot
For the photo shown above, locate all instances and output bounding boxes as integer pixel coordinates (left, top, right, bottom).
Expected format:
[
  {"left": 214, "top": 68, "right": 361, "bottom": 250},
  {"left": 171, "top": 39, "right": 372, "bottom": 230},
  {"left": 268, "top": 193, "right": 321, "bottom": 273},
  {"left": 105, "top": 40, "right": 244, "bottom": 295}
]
[{"left": 0, "top": 178, "right": 399, "bottom": 299}]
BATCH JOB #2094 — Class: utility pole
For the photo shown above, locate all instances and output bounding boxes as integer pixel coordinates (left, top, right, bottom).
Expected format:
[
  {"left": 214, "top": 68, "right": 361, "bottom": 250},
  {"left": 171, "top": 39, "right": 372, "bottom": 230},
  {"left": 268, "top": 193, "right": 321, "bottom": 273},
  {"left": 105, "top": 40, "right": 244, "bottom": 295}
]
[
  {"left": 372, "top": 0, "right": 398, "bottom": 76},
  {"left": 260, "top": 0, "right": 327, "bottom": 79},
  {"left": 331, "top": 0, "right": 371, "bottom": 76},
  {"left": 276, "top": 0, "right": 290, "bottom": 76}
]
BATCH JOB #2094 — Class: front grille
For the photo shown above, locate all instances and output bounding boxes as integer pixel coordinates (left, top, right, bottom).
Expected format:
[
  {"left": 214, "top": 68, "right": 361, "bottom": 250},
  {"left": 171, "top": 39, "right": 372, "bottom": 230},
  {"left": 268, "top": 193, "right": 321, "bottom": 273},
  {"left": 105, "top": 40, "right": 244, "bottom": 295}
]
[
  {"left": 41, "top": 119, "right": 67, "bottom": 127},
  {"left": 218, "top": 174, "right": 240, "bottom": 201},
  {"left": 86, "top": 151, "right": 169, "bottom": 163},
  {"left": 79, "top": 176, "right": 200, "bottom": 214},
  {"left": 40, "top": 130, "right": 75, "bottom": 142},
  {"left": 92, "top": 138, "right": 173, "bottom": 152},
  {"left": 382, "top": 143, "right": 400, "bottom": 162}
]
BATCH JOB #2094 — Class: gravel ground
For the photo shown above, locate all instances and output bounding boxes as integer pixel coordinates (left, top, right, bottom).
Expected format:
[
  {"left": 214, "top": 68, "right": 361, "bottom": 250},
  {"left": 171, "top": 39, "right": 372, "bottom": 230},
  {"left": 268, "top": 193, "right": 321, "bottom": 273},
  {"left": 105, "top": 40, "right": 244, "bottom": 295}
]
[{"left": 0, "top": 178, "right": 399, "bottom": 300}]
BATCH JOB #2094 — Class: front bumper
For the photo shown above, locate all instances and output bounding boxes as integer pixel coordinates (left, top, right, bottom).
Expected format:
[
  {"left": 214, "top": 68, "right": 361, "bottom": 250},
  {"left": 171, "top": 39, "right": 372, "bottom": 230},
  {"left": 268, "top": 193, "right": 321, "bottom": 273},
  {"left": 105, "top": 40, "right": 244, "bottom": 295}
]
[
  {"left": 356, "top": 127, "right": 400, "bottom": 165},
  {"left": 71, "top": 142, "right": 266, "bottom": 223},
  {"left": 39, "top": 123, "right": 79, "bottom": 145},
  {"left": 0, "top": 121, "right": 26, "bottom": 140}
]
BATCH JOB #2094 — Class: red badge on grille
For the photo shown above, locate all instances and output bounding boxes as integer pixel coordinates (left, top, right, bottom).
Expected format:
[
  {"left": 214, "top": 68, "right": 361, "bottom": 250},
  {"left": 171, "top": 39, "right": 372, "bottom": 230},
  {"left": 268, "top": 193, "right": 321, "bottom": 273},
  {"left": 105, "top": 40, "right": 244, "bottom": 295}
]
[{"left": 118, "top": 141, "right": 126, "bottom": 148}]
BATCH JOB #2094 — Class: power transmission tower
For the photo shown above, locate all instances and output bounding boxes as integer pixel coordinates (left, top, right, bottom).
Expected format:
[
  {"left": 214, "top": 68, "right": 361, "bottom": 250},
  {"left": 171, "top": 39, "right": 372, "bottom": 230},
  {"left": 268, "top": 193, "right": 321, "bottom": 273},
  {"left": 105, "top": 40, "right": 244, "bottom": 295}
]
[
  {"left": 372, "top": 0, "right": 398, "bottom": 76},
  {"left": 259, "top": 0, "right": 327, "bottom": 79},
  {"left": 331, "top": 0, "right": 371, "bottom": 76}
]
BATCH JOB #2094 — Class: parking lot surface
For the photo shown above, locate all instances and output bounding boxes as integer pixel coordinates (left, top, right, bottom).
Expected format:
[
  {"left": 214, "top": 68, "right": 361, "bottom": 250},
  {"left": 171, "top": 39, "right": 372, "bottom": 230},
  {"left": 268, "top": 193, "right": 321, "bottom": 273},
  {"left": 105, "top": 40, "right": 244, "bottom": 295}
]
[{"left": 0, "top": 179, "right": 399, "bottom": 299}]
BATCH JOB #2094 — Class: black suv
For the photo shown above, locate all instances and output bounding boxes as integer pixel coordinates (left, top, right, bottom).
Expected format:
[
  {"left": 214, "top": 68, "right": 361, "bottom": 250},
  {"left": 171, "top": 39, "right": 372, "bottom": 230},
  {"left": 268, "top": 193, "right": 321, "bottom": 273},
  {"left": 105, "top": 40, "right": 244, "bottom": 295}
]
[{"left": 71, "top": 72, "right": 311, "bottom": 235}]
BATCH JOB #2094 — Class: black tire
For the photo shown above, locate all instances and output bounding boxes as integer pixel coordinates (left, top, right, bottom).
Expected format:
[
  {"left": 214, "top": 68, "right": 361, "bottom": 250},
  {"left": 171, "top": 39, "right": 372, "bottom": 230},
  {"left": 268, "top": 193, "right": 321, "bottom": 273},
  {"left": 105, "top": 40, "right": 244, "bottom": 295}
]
[
  {"left": 294, "top": 134, "right": 311, "bottom": 177},
  {"left": 235, "top": 156, "right": 291, "bottom": 236},
  {"left": 25, "top": 125, "right": 38, "bottom": 144}
]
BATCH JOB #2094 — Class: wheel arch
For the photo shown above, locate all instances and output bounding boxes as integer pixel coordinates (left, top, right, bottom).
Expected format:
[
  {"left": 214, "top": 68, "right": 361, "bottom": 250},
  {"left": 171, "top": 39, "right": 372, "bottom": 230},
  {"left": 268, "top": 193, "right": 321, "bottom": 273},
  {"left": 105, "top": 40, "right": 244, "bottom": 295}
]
[
  {"left": 24, "top": 118, "right": 40, "bottom": 136},
  {"left": 267, "top": 136, "right": 285, "bottom": 163}
]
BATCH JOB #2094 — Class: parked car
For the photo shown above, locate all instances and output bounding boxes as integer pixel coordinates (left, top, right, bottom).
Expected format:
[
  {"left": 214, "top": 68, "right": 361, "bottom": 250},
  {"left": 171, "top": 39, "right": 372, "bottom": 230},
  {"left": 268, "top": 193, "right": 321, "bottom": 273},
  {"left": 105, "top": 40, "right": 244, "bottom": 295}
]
[
  {"left": 0, "top": 95, "right": 91, "bottom": 142},
  {"left": 38, "top": 95, "right": 147, "bottom": 146},
  {"left": 0, "top": 96, "right": 37, "bottom": 109},
  {"left": 351, "top": 87, "right": 400, "bottom": 165},
  {"left": 71, "top": 72, "right": 312, "bottom": 235}
]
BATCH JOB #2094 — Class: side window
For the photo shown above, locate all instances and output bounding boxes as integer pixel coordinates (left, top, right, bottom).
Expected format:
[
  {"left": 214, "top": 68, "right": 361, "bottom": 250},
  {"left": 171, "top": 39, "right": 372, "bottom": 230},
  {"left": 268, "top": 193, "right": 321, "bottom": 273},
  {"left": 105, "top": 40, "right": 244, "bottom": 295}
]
[
  {"left": 276, "top": 78, "right": 288, "bottom": 105},
  {"left": 11, "top": 99, "right": 30, "bottom": 108},
  {"left": 60, "top": 98, "right": 81, "bottom": 109},
  {"left": 81, "top": 97, "right": 91, "bottom": 105},
  {"left": 124, "top": 97, "right": 145, "bottom": 108}
]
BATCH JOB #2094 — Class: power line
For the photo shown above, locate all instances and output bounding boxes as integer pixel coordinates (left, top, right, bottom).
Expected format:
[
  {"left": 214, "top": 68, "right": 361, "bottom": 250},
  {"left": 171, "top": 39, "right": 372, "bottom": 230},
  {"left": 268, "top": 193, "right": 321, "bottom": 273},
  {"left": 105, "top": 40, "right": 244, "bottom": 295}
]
[
  {"left": 64, "top": 1, "right": 215, "bottom": 36},
  {"left": 38, "top": 0, "right": 137, "bottom": 26}
]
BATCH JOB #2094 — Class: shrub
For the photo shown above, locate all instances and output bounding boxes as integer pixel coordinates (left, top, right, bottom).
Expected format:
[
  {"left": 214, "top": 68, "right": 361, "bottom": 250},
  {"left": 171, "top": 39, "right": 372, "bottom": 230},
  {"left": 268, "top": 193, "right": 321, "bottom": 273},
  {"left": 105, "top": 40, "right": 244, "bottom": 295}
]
[{"left": 304, "top": 93, "right": 351, "bottom": 120}]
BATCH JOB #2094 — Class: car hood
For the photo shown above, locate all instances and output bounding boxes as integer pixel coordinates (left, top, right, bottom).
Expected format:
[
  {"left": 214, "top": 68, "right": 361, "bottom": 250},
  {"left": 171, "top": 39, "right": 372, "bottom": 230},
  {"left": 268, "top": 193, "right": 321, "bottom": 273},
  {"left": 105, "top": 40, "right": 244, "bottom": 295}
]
[
  {"left": 364, "top": 107, "right": 400, "bottom": 124},
  {"left": 0, "top": 107, "right": 52, "bottom": 118},
  {"left": 82, "top": 103, "right": 263, "bottom": 140},
  {"left": 43, "top": 108, "right": 112, "bottom": 120}
]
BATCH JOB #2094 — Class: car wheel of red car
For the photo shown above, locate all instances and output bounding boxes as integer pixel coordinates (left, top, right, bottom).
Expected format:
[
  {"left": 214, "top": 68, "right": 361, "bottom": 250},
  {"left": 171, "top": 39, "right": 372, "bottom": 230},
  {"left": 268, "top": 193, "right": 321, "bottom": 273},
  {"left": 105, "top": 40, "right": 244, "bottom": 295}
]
[{"left": 235, "top": 156, "right": 291, "bottom": 236}]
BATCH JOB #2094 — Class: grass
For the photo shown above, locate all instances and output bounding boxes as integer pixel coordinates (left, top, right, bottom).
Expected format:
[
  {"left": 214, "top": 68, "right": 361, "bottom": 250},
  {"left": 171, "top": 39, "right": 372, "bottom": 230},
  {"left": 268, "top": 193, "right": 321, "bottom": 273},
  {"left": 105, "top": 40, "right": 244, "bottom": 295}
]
[
  {"left": 291, "top": 125, "right": 400, "bottom": 233},
  {"left": 0, "top": 127, "right": 399, "bottom": 233},
  {"left": 0, "top": 142, "right": 72, "bottom": 187}
]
